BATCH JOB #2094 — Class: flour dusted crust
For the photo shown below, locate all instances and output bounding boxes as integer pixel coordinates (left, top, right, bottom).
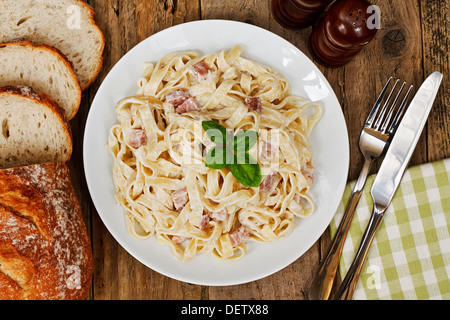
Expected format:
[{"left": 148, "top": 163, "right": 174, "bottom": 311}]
[
  {"left": 0, "top": 163, "right": 93, "bottom": 300},
  {"left": 0, "top": 85, "right": 42, "bottom": 101}
]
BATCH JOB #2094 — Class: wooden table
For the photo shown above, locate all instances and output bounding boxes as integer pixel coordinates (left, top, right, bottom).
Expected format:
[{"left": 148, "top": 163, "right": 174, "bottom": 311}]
[{"left": 71, "top": 0, "right": 449, "bottom": 300}]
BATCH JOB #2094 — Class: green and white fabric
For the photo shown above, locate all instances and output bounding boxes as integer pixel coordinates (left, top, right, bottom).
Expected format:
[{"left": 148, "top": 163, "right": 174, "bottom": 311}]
[{"left": 330, "top": 158, "right": 450, "bottom": 300}]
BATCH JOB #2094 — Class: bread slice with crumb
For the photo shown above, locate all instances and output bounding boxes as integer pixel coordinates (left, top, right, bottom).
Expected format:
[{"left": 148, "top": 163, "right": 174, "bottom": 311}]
[
  {"left": 0, "top": 41, "right": 81, "bottom": 120},
  {"left": 0, "top": 0, "right": 105, "bottom": 90},
  {"left": 0, "top": 86, "right": 72, "bottom": 169}
]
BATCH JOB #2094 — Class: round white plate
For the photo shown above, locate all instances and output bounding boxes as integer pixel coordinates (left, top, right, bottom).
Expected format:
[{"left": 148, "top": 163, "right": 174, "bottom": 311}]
[{"left": 84, "top": 20, "right": 349, "bottom": 286}]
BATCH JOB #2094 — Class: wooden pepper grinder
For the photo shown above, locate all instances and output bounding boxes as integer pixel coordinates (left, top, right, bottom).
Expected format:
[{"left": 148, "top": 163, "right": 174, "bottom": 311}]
[
  {"left": 309, "top": 0, "right": 378, "bottom": 67},
  {"left": 271, "top": 0, "right": 334, "bottom": 29}
]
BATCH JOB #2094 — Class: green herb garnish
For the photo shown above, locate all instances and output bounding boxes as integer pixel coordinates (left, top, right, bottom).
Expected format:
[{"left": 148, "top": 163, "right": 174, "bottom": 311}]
[{"left": 202, "top": 120, "right": 261, "bottom": 188}]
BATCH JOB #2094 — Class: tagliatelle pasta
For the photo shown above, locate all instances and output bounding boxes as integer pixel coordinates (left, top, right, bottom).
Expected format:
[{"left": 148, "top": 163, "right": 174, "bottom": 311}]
[{"left": 107, "top": 45, "right": 322, "bottom": 261}]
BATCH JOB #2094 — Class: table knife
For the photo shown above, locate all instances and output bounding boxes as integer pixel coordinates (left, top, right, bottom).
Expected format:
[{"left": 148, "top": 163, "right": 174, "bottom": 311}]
[{"left": 333, "top": 71, "right": 443, "bottom": 300}]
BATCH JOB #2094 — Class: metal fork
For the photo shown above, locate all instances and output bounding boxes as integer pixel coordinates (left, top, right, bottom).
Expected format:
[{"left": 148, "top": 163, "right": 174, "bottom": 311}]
[{"left": 307, "top": 78, "right": 413, "bottom": 300}]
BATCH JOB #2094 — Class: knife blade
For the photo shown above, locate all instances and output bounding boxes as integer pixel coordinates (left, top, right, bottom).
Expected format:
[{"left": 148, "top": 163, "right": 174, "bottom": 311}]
[
  {"left": 333, "top": 71, "right": 443, "bottom": 300},
  {"left": 370, "top": 71, "right": 443, "bottom": 209}
]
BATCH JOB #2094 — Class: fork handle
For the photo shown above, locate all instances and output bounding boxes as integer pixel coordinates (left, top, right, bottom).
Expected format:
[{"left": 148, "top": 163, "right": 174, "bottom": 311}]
[
  {"left": 332, "top": 204, "right": 386, "bottom": 300},
  {"left": 307, "top": 158, "right": 373, "bottom": 300}
]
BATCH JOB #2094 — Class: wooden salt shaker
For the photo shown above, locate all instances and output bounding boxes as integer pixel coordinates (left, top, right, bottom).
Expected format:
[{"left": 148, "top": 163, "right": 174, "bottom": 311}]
[{"left": 271, "top": 0, "right": 334, "bottom": 29}]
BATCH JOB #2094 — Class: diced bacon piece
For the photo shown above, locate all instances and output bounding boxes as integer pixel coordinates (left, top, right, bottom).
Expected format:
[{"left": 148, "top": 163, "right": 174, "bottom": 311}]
[
  {"left": 199, "top": 213, "right": 211, "bottom": 231},
  {"left": 172, "top": 235, "right": 189, "bottom": 244},
  {"left": 166, "top": 89, "right": 191, "bottom": 106},
  {"left": 260, "top": 172, "right": 276, "bottom": 191},
  {"left": 176, "top": 97, "right": 202, "bottom": 114},
  {"left": 301, "top": 161, "right": 315, "bottom": 183},
  {"left": 201, "top": 136, "right": 215, "bottom": 157},
  {"left": 261, "top": 141, "right": 279, "bottom": 161},
  {"left": 189, "top": 61, "right": 212, "bottom": 81},
  {"left": 210, "top": 209, "right": 229, "bottom": 222},
  {"left": 199, "top": 142, "right": 206, "bottom": 157},
  {"left": 128, "top": 129, "right": 147, "bottom": 148},
  {"left": 172, "top": 188, "right": 188, "bottom": 212},
  {"left": 229, "top": 226, "right": 250, "bottom": 247},
  {"left": 244, "top": 97, "right": 262, "bottom": 113}
]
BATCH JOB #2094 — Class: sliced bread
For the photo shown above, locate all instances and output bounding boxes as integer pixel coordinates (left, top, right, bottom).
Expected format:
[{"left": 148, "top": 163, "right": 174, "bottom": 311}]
[
  {"left": 0, "top": 0, "right": 105, "bottom": 90},
  {"left": 0, "top": 86, "right": 73, "bottom": 169},
  {"left": 0, "top": 41, "right": 81, "bottom": 120}
]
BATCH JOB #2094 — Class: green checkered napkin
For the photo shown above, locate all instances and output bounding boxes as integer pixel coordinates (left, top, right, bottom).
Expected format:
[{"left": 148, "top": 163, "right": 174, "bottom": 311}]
[{"left": 329, "top": 158, "right": 450, "bottom": 300}]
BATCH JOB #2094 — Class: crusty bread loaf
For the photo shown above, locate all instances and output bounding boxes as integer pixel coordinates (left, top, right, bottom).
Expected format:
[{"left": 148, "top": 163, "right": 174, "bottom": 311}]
[
  {"left": 0, "top": 86, "right": 73, "bottom": 169},
  {"left": 0, "top": 41, "right": 81, "bottom": 120},
  {"left": 0, "top": 163, "right": 93, "bottom": 300},
  {"left": 0, "top": 0, "right": 105, "bottom": 90}
]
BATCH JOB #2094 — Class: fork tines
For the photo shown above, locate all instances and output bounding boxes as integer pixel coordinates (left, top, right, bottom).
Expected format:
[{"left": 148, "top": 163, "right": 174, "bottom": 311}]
[{"left": 366, "top": 77, "right": 413, "bottom": 136}]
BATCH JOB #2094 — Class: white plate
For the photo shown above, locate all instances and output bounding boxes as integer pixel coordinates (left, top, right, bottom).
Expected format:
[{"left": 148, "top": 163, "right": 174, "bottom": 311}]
[{"left": 84, "top": 20, "right": 349, "bottom": 286}]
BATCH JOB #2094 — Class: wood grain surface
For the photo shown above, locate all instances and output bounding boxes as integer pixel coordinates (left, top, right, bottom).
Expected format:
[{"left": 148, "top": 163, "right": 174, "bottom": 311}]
[{"left": 68, "top": 0, "right": 449, "bottom": 300}]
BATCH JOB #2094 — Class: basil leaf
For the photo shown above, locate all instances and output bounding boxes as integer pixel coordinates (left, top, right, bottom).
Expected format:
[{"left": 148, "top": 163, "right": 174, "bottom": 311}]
[
  {"left": 229, "top": 155, "right": 262, "bottom": 188},
  {"left": 234, "top": 146, "right": 258, "bottom": 166},
  {"left": 202, "top": 121, "right": 227, "bottom": 145},
  {"left": 205, "top": 146, "right": 230, "bottom": 169},
  {"left": 202, "top": 120, "right": 262, "bottom": 188},
  {"left": 233, "top": 130, "right": 258, "bottom": 153}
]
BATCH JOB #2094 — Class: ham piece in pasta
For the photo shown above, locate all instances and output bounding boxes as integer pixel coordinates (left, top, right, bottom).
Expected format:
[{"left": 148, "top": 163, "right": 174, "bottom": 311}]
[
  {"left": 244, "top": 97, "right": 262, "bottom": 113},
  {"left": 302, "top": 161, "right": 315, "bottom": 183},
  {"left": 165, "top": 89, "right": 201, "bottom": 114},
  {"left": 166, "top": 89, "right": 190, "bottom": 106},
  {"left": 177, "top": 97, "right": 202, "bottom": 114},
  {"left": 189, "top": 61, "right": 212, "bottom": 81},
  {"left": 229, "top": 226, "right": 250, "bottom": 247},
  {"left": 260, "top": 141, "right": 279, "bottom": 162},
  {"left": 199, "top": 213, "right": 211, "bottom": 231},
  {"left": 172, "top": 187, "right": 188, "bottom": 212},
  {"left": 260, "top": 172, "right": 276, "bottom": 191},
  {"left": 128, "top": 129, "right": 147, "bottom": 148},
  {"left": 211, "top": 209, "right": 229, "bottom": 222}
]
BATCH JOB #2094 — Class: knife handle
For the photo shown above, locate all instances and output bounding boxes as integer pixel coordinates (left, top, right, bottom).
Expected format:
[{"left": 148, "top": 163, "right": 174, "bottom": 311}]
[
  {"left": 332, "top": 204, "right": 386, "bottom": 300},
  {"left": 308, "top": 158, "right": 373, "bottom": 300}
]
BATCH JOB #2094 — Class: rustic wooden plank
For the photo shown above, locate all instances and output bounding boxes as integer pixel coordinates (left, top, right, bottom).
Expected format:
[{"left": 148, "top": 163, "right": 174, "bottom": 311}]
[
  {"left": 420, "top": 0, "right": 450, "bottom": 162},
  {"left": 208, "top": 246, "right": 318, "bottom": 300},
  {"left": 73, "top": 0, "right": 449, "bottom": 300},
  {"left": 85, "top": 0, "right": 203, "bottom": 300},
  {"left": 373, "top": 0, "right": 426, "bottom": 168},
  {"left": 314, "top": 0, "right": 425, "bottom": 295}
]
